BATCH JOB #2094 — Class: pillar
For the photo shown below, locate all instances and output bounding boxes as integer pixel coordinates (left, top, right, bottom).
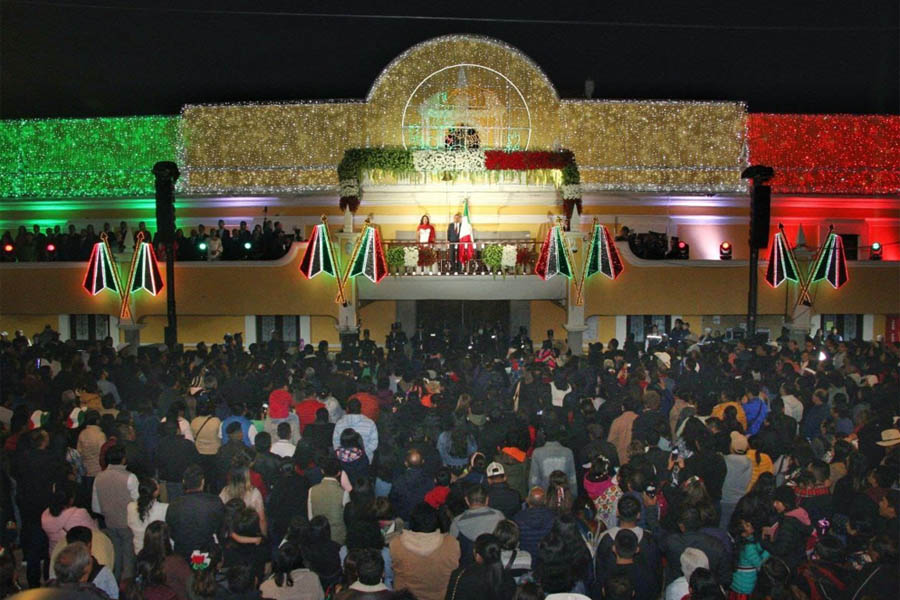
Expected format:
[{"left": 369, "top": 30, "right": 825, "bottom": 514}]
[{"left": 118, "top": 323, "right": 145, "bottom": 356}]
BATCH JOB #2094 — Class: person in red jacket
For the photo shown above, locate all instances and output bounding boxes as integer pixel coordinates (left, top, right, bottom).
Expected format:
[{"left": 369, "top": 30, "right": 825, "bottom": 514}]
[{"left": 294, "top": 389, "right": 325, "bottom": 434}]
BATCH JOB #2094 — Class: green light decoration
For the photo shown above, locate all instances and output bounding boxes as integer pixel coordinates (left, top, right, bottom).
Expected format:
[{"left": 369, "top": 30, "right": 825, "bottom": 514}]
[
  {"left": 810, "top": 232, "right": 849, "bottom": 289},
  {"left": 347, "top": 225, "right": 388, "bottom": 284},
  {"left": 534, "top": 220, "right": 574, "bottom": 281},
  {"left": 765, "top": 232, "right": 801, "bottom": 288},
  {"left": 0, "top": 116, "right": 178, "bottom": 198}
]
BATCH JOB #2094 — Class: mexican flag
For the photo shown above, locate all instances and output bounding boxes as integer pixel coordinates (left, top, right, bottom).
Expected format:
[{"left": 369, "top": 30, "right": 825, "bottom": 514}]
[{"left": 458, "top": 199, "right": 475, "bottom": 263}]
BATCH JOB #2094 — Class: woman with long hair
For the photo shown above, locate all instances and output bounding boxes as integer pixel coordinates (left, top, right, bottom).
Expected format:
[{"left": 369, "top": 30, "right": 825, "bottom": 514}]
[
  {"left": 536, "top": 516, "right": 592, "bottom": 595},
  {"left": 127, "top": 477, "right": 169, "bottom": 554},
  {"left": 546, "top": 471, "right": 574, "bottom": 515},
  {"left": 125, "top": 549, "right": 178, "bottom": 600},
  {"left": 222, "top": 507, "right": 271, "bottom": 587},
  {"left": 220, "top": 458, "right": 267, "bottom": 536},
  {"left": 260, "top": 541, "right": 324, "bottom": 600},
  {"left": 416, "top": 215, "right": 435, "bottom": 244},
  {"left": 41, "top": 479, "right": 97, "bottom": 553},
  {"left": 446, "top": 534, "right": 515, "bottom": 600},
  {"left": 688, "top": 567, "right": 725, "bottom": 600},
  {"left": 300, "top": 516, "right": 343, "bottom": 591},
  {"left": 187, "top": 545, "right": 225, "bottom": 600},
  {"left": 335, "top": 428, "right": 369, "bottom": 487},
  {"left": 141, "top": 520, "right": 191, "bottom": 599}
]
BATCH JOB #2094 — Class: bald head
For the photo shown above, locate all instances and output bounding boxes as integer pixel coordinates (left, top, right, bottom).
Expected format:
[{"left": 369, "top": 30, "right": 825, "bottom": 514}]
[
  {"left": 406, "top": 449, "right": 423, "bottom": 468},
  {"left": 526, "top": 487, "right": 547, "bottom": 507}
]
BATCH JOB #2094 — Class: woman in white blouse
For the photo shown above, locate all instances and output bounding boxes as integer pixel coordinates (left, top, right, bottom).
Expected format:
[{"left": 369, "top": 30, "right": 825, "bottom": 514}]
[
  {"left": 126, "top": 477, "right": 169, "bottom": 554},
  {"left": 220, "top": 460, "right": 267, "bottom": 536}
]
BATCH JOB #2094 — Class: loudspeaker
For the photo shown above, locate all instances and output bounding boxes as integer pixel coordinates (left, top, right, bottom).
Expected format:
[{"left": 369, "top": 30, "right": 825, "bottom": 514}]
[
  {"left": 153, "top": 161, "right": 179, "bottom": 244},
  {"left": 750, "top": 185, "right": 771, "bottom": 249}
]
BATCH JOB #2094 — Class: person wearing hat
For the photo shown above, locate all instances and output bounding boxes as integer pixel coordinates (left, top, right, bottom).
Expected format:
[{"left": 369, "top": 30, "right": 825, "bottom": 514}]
[
  {"left": 485, "top": 462, "right": 522, "bottom": 519},
  {"left": 876, "top": 428, "right": 900, "bottom": 452},
  {"left": 721, "top": 432, "right": 753, "bottom": 529}
]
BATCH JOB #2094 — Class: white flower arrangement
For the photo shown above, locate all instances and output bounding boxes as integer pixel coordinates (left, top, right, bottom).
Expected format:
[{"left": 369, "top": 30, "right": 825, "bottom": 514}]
[
  {"left": 501, "top": 244, "right": 518, "bottom": 268},
  {"left": 340, "top": 178, "right": 360, "bottom": 197},
  {"left": 411, "top": 149, "right": 486, "bottom": 173},
  {"left": 561, "top": 184, "right": 581, "bottom": 200},
  {"left": 403, "top": 246, "right": 419, "bottom": 268}
]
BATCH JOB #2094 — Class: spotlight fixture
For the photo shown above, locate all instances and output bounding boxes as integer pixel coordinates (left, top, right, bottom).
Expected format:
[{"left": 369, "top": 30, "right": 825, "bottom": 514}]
[
  {"left": 46, "top": 243, "right": 56, "bottom": 253},
  {"left": 243, "top": 241, "right": 252, "bottom": 251},
  {"left": 677, "top": 240, "right": 690, "bottom": 260},
  {"left": 870, "top": 241, "right": 882, "bottom": 261},
  {"left": 2, "top": 243, "right": 14, "bottom": 254},
  {"left": 719, "top": 241, "right": 732, "bottom": 260},
  {"left": 197, "top": 241, "right": 208, "bottom": 252}
]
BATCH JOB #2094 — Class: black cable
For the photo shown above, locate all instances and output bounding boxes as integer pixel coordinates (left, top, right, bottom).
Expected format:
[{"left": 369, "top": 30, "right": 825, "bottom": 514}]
[{"left": 8, "top": 0, "right": 899, "bottom": 32}]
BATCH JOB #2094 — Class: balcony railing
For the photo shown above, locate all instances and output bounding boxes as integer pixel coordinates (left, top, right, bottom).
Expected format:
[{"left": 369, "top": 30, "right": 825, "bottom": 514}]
[{"left": 382, "top": 238, "right": 542, "bottom": 276}]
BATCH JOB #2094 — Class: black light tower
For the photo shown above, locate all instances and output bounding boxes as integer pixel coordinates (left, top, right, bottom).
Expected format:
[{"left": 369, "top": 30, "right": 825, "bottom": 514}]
[
  {"left": 153, "top": 161, "right": 180, "bottom": 351},
  {"left": 741, "top": 165, "right": 774, "bottom": 338}
]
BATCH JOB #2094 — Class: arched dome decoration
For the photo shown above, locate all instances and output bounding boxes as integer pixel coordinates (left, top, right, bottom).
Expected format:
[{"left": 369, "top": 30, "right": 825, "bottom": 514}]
[
  {"left": 363, "top": 35, "right": 561, "bottom": 149},
  {"left": 365, "top": 34, "right": 560, "bottom": 103}
]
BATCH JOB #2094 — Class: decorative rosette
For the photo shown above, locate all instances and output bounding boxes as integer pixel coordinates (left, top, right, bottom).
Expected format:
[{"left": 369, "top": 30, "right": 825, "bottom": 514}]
[{"left": 190, "top": 550, "right": 211, "bottom": 571}]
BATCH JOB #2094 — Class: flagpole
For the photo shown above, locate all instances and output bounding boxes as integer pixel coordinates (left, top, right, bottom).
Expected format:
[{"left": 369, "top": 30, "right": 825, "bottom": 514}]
[
  {"left": 574, "top": 218, "right": 598, "bottom": 306},
  {"left": 335, "top": 218, "right": 370, "bottom": 304},
  {"left": 793, "top": 225, "right": 832, "bottom": 311},
  {"left": 320, "top": 216, "right": 346, "bottom": 305},
  {"left": 118, "top": 231, "right": 146, "bottom": 322}
]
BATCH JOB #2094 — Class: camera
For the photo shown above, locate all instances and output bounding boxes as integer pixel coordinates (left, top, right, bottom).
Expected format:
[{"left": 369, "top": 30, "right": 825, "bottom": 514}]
[{"left": 645, "top": 484, "right": 657, "bottom": 498}]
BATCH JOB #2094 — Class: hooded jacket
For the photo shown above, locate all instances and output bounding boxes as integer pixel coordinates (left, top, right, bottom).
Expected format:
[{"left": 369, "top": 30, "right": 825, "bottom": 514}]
[{"left": 762, "top": 507, "right": 813, "bottom": 569}]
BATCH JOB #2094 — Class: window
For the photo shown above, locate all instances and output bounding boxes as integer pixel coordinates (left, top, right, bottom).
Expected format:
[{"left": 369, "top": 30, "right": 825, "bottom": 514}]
[
  {"left": 838, "top": 234, "right": 859, "bottom": 261},
  {"left": 69, "top": 314, "right": 110, "bottom": 342},
  {"left": 820, "top": 314, "right": 863, "bottom": 341},
  {"left": 256, "top": 316, "right": 300, "bottom": 344},
  {"left": 626, "top": 315, "right": 671, "bottom": 342}
]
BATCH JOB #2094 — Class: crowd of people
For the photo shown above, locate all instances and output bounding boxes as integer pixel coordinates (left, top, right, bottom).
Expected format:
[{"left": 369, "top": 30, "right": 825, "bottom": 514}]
[
  {"left": 0, "top": 220, "right": 299, "bottom": 263},
  {"left": 0, "top": 320, "right": 897, "bottom": 600}
]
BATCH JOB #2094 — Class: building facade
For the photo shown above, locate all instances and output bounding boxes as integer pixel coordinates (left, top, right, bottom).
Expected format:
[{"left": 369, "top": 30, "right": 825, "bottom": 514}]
[{"left": 2, "top": 35, "right": 899, "bottom": 349}]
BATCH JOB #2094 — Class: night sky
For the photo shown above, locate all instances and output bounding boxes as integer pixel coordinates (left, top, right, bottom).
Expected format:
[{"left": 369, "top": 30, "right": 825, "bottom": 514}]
[{"left": 2, "top": 0, "right": 898, "bottom": 119}]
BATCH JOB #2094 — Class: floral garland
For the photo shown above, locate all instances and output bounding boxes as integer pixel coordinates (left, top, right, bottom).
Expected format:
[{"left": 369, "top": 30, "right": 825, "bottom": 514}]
[
  {"left": 338, "top": 148, "right": 581, "bottom": 211},
  {"left": 403, "top": 246, "right": 419, "bottom": 268},
  {"left": 411, "top": 149, "right": 486, "bottom": 173}
]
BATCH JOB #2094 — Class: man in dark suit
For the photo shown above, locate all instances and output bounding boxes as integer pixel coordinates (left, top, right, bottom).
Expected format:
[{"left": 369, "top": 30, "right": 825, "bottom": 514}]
[{"left": 446, "top": 213, "right": 462, "bottom": 272}]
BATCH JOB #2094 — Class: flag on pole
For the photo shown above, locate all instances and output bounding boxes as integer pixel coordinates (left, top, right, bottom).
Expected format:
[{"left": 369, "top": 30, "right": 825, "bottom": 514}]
[
  {"left": 534, "top": 224, "right": 574, "bottom": 280},
  {"left": 584, "top": 223, "right": 624, "bottom": 280},
  {"left": 299, "top": 222, "right": 339, "bottom": 279},
  {"left": 348, "top": 225, "right": 388, "bottom": 284},
  {"left": 458, "top": 199, "right": 474, "bottom": 263},
  {"left": 810, "top": 232, "right": 849, "bottom": 289},
  {"left": 764, "top": 232, "right": 801, "bottom": 288},
  {"left": 83, "top": 238, "right": 120, "bottom": 295}
]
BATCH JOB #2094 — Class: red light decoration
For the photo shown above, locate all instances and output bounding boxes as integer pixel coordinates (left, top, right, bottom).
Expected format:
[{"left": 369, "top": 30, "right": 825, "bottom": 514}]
[
  {"left": 677, "top": 241, "right": 687, "bottom": 249},
  {"left": 46, "top": 243, "right": 56, "bottom": 252},
  {"left": 3, "top": 244, "right": 13, "bottom": 253},
  {"left": 748, "top": 114, "right": 900, "bottom": 195}
]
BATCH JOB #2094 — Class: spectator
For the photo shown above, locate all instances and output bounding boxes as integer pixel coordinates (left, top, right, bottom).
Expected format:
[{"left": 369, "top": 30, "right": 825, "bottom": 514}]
[
  {"left": 47, "top": 542, "right": 110, "bottom": 599},
  {"left": 156, "top": 419, "right": 200, "bottom": 502},
  {"left": 65, "top": 527, "right": 119, "bottom": 599},
  {"left": 333, "top": 398, "right": 379, "bottom": 463},
  {"left": 127, "top": 478, "right": 169, "bottom": 554},
  {"left": 390, "top": 503, "right": 460, "bottom": 600},
  {"left": 308, "top": 456, "right": 347, "bottom": 545},
  {"left": 92, "top": 444, "right": 138, "bottom": 580},
  {"left": 271, "top": 422, "right": 297, "bottom": 458},
  {"left": 166, "top": 464, "right": 225, "bottom": 558},
  {"left": 486, "top": 462, "right": 523, "bottom": 519},
  {"left": 664, "top": 548, "right": 708, "bottom": 600},
  {"left": 450, "top": 484, "right": 506, "bottom": 565},
  {"left": 761, "top": 485, "right": 813, "bottom": 569},
  {"left": 493, "top": 520, "right": 532, "bottom": 584},
  {"left": 390, "top": 449, "right": 434, "bottom": 521},
  {"left": 528, "top": 426, "right": 576, "bottom": 492},
  {"left": 42, "top": 480, "right": 97, "bottom": 554},
  {"left": 445, "top": 534, "right": 516, "bottom": 600},
  {"left": 139, "top": 520, "right": 191, "bottom": 600},
  {"left": 259, "top": 541, "right": 324, "bottom": 600},
  {"left": 220, "top": 457, "right": 267, "bottom": 536},
  {"left": 514, "top": 487, "right": 555, "bottom": 558}
]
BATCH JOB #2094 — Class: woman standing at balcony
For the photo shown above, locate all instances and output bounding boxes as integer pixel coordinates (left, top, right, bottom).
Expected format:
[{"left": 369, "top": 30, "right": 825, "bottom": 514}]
[{"left": 417, "top": 215, "right": 435, "bottom": 244}]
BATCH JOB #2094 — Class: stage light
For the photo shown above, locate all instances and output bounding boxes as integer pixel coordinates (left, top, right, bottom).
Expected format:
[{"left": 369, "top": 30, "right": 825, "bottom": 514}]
[
  {"left": 719, "top": 241, "right": 732, "bottom": 260},
  {"left": 243, "top": 241, "right": 252, "bottom": 250},
  {"left": 46, "top": 243, "right": 56, "bottom": 252},
  {"left": 197, "top": 241, "right": 208, "bottom": 252},
  {"left": 2, "top": 243, "right": 14, "bottom": 253},
  {"left": 870, "top": 241, "right": 882, "bottom": 261},
  {"left": 677, "top": 240, "right": 690, "bottom": 260}
]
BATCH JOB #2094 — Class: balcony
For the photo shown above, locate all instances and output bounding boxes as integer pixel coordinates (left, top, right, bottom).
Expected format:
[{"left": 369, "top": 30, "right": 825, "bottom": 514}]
[{"left": 379, "top": 238, "right": 542, "bottom": 277}]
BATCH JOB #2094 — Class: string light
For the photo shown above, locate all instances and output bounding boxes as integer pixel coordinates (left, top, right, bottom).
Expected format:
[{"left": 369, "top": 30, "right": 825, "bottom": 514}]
[
  {"left": 748, "top": 114, "right": 900, "bottom": 195},
  {"left": 0, "top": 116, "right": 178, "bottom": 198},
  {"left": 0, "top": 35, "right": 896, "bottom": 201}
]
